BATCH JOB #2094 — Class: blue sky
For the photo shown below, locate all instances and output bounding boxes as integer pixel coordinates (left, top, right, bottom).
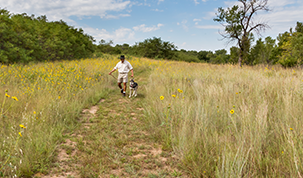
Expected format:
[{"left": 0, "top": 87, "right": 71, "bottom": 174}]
[{"left": 1, "top": 0, "right": 303, "bottom": 52}]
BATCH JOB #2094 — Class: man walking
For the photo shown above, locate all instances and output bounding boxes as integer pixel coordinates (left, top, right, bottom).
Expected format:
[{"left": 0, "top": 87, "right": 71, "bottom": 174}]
[{"left": 109, "top": 55, "right": 134, "bottom": 96}]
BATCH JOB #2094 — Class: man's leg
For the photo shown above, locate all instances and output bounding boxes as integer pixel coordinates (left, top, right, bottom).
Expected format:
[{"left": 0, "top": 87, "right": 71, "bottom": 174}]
[
  {"left": 118, "top": 82, "right": 123, "bottom": 94},
  {"left": 123, "top": 82, "right": 127, "bottom": 93}
]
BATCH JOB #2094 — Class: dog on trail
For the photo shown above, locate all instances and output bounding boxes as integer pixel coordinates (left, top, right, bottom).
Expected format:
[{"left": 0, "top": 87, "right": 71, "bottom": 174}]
[{"left": 129, "top": 79, "right": 138, "bottom": 98}]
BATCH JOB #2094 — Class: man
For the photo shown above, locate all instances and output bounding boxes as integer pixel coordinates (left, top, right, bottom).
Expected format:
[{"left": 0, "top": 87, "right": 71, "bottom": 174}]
[{"left": 109, "top": 55, "right": 134, "bottom": 96}]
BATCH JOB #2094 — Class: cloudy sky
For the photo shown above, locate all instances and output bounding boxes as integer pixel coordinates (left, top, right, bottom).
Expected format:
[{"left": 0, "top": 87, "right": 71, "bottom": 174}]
[{"left": 1, "top": 0, "right": 302, "bottom": 52}]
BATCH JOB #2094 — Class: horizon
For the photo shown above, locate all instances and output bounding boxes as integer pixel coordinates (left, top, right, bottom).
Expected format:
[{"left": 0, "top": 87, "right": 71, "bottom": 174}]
[{"left": 1, "top": 0, "right": 302, "bottom": 53}]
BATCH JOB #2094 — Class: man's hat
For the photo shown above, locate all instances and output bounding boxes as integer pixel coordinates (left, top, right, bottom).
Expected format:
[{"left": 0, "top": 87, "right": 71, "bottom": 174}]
[{"left": 120, "top": 55, "right": 125, "bottom": 59}]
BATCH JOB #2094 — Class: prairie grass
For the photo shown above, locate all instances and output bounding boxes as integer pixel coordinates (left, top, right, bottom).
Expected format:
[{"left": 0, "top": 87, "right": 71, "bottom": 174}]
[
  {"left": 1, "top": 54, "right": 303, "bottom": 177},
  {"left": 0, "top": 55, "right": 158, "bottom": 177},
  {"left": 144, "top": 62, "right": 303, "bottom": 177}
]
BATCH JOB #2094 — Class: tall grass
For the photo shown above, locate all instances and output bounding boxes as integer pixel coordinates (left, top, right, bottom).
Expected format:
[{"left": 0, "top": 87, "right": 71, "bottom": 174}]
[
  {"left": 0, "top": 55, "right": 158, "bottom": 177},
  {"left": 2, "top": 54, "right": 302, "bottom": 177},
  {"left": 144, "top": 63, "right": 303, "bottom": 177}
]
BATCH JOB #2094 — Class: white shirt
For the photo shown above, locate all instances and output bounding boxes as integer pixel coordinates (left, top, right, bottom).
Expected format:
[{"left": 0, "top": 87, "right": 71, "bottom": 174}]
[{"left": 114, "top": 60, "right": 133, "bottom": 73}]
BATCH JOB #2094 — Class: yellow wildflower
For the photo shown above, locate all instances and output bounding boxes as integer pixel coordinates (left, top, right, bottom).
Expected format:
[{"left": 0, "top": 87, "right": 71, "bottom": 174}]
[
  {"left": 160, "top": 96, "right": 164, "bottom": 100},
  {"left": 178, "top": 89, "right": 183, "bottom": 93},
  {"left": 12, "top": 96, "right": 18, "bottom": 101},
  {"left": 58, "top": 96, "right": 61, "bottom": 99},
  {"left": 230, "top": 109, "right": 235, "bottom": 114},
  {"left": 19, "top": 124, "right": 26, "bottom": 128},
  {"left": 290, "top": 128, "right": 293, "bottom": 131},
  {"left": 172, "top": 94, "right": 176, "bottom": 98},
  {"left": 19, "top": 132, "right": 22, "bottom": 137},
  {"left": 5, "top": 93, "right": 10, "bottom": 98}
]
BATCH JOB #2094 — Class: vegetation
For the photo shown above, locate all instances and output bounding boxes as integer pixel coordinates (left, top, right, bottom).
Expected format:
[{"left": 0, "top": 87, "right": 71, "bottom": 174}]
[
  {"left": 144, "top": 61, "right": 303, "bottom": 177},
  {"left": 1, "top": 7, "right": 303, "bottom": 68},
  {"left": 2, "top": 54, "right": 303, "bottom": 177},
  {"left": 94, "top": 21, "right": 303, "bottom": 68},
  {"left": 0, "top": 55, "right": 160, "bottom": 177},
  {"left": 214, "top": 0, "right": 270, "bottom": 67},
  {"left": 1, "top": 3, "right": 303, "bottom": 178},
  {"left": 0, "top": 8, "right": 95, "bottom": 64}
]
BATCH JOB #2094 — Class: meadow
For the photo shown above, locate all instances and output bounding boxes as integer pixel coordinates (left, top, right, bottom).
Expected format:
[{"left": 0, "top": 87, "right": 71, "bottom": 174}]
[{"left": 1, "top": 54, "right": 303, "bottom": 177}]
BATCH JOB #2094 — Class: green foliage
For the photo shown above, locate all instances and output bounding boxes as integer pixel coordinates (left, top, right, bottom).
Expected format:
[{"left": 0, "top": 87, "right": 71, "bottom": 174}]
[
  {"left": 197, "top": 50, "right": 212, "bottom": 62},
  {"left": 0, "top": 9, "right": 95, "bottom": 64},
  {"left": 229, "top": 46, "right": 239, "bottom": 64},
  {"left": 208, "top": 49, "right": 230, "bottom": 64},
  {"left": 214, "top": 0, "right": 269, "bottom": 66},
  {"left": 173, "top": 50, "right": 200, "bottom": 63},
  {"left": 277, "top": 22, "right": 303, "bottom": 67},
  {"left": 133, "top": 37, "right": 177, "bottom": 59},
  {"left": 249, "top": 37, "right": 277, "bottom": 65}
]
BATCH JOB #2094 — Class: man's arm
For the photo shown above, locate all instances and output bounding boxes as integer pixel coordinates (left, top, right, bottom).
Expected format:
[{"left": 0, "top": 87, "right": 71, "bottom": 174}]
[
  {"left": 130, "top": 69, "right": 134, "bottom": 77},
  {"left": 109, "top": 68, "right": 116, "bottom": 75}
]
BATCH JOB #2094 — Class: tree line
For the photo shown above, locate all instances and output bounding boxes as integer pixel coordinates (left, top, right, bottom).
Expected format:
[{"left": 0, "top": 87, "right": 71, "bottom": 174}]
[
  {"left": 1, "top": 6, "right": 302, "bottom": 68},
  {"left": 95, "top": 21, "right": 303, "bottom": 68},
  {"left": 0, "top": 8, "right": 95, "bottom": 63}
]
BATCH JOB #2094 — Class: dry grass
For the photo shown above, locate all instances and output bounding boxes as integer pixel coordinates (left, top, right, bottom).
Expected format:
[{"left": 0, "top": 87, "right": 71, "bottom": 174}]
[
  {"left": 0, "top": 55, "right": 160, "bottom": 177},
  {"left": 144, "top": 63, "right": 303, "bottom": 177},
  {"left": 2, "top": 55, "right": 303, "bottom": 177}
]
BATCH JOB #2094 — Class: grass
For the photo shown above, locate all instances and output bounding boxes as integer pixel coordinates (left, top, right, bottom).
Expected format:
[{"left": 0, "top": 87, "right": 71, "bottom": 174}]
[
  {"left": 144, "top": 63, "right": 303, "bottom": 177},
  {"left": 66, "top": 67, "right": 184, "bottom": 177},
  {"left": 0, "top": 55, "right": 161, "bottom": 177},
  {"left": 1, "top": 55, "right": 303, "bottom": 177}
]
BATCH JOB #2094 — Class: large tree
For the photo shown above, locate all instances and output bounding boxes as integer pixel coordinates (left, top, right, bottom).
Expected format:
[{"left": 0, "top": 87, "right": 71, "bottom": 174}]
[{"left": 214, "top": 0, "right": 270, "bottom": 67}]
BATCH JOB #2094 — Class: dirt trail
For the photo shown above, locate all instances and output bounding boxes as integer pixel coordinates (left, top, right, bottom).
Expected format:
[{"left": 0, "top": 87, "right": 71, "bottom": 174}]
[{"left": 40, "top": 75, "right": 186, "bottom": 178}]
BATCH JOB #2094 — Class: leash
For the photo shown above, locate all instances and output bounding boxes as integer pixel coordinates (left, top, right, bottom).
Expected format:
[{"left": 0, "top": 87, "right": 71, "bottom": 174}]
[{"left": 109, "top": 74, "right": 117, "bottom": 80}]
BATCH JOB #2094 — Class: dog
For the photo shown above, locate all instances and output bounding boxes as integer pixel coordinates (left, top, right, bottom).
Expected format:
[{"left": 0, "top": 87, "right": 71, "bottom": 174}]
[{"left": 129, "top": 79, "right": 138, "bottom": 98}]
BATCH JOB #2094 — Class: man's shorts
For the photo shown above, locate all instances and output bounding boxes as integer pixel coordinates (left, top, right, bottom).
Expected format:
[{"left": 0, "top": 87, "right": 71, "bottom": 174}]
[{"left": 118, "top": 73, "right": 128, "bottom": 83}]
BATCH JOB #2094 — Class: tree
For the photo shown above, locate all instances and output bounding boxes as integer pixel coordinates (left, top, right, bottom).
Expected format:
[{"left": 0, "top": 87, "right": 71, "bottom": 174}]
[
  {"left": 134, "top": 37, "right": 177, "bottom": 59},
  {"left": 0, "top": 8, "right": 95, "bottom": 63},
  {"left": 197, "top": 50, "right": 212, "bottom": 62},
  {"left": 214, "top": 0, "right": 270, "bottom": 67},
  {"left": 249, "top": 36, "right": 276, "bottom": 65},
  {"left": 278, "top": 22, "right": 303, "bottom": 67},
  {"left": 208, "top": 49, "right": 230, "bottom": 64}
]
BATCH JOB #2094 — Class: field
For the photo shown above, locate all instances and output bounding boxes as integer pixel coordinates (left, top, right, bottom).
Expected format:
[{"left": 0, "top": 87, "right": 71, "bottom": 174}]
[{"left": 1, "top": 54, "right": 303, "bottom": 177}]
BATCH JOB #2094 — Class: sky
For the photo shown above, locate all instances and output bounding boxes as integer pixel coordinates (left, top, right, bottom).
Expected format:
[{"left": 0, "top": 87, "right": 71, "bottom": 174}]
[{"left": 1, "top": 0, "right": 302, "bottom": 52}]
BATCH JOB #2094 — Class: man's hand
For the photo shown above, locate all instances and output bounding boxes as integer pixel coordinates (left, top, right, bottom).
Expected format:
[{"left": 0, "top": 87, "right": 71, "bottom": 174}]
[
  {"left": 131, "top": 74, "right": 134, "bottom": 78},
  {"left": 109, "top": 72, "right": 112, "bottom": 75}
]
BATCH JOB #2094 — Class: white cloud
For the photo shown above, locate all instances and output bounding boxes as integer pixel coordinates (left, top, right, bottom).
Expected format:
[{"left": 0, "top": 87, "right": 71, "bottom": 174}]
[
  {"left": 0, "top": 0, "right": 131, "bottom": 22},
  {"left": 84, "top": 27, "right": 135, "bottom": 43},
  {"left": 207, "top": 0, "right": 303, "bottom": 37},
  {"left": 104, "top": 14, "right": 131, "bottom": 19},
  {"left": 180, "top": 42, "right": 187, "bottom": 47},
  {"left": 194, "top": 0, "right": 207, "bottom": 5},
  {"left": 193, "top": 19, "right": 201, "bottom": 22},
  {"left": 85, "top": 22, "right": 164, "bottom": 44},
  {"left": 152, "top": 9, "right": 164, "bottom": 12},
  {"left": 180, "top": 20, "right": 188, "bottom": 31},
  {"left": 260, "top": 0, "right": 303, "bottom": 34},
  {"left": 158, "top": 0, "right": 164, "bottom": 5},
  {"left": 133, "top": 24, "right": 164, "bottom": 32},
  {"left": 194, "top": 0, "right": 199, "bottom": 5},
  {"left": 195, "top": 25, "right": 224, "bottom": 30}
]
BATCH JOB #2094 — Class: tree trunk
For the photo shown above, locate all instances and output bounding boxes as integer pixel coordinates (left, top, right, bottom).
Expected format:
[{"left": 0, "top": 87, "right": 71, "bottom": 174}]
[{"left": 238, "top": 53, "right": 243, "bottom": 67}]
